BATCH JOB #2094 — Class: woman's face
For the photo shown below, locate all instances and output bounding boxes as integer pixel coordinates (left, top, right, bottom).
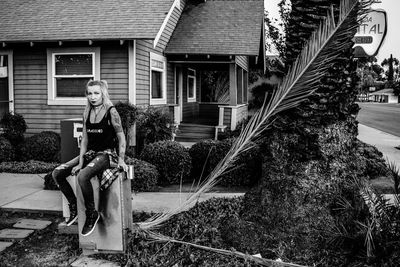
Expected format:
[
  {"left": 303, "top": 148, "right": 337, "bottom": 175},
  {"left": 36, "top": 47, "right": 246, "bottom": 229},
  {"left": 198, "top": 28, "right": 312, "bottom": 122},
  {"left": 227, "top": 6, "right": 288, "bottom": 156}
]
[{"left": 87, "top": 85, "right": 103, "bottom": 106}]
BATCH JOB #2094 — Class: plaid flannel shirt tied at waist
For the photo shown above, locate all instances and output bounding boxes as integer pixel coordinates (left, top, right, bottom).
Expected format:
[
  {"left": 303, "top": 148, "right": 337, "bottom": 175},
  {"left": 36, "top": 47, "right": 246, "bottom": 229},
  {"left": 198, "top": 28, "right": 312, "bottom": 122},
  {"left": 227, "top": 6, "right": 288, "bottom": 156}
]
[{"left": 83, "top": 149, "right": 122, "bottom": 191}]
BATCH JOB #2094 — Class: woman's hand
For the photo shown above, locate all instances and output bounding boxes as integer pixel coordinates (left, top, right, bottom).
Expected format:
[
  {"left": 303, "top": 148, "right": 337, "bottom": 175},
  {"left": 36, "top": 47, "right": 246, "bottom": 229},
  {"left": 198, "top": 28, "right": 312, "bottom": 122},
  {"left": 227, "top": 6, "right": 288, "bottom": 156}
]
[
  {"left": 71, "top": 164, "right": 82, "bottom": 176},
  {"left": 118, "top": 158, "right": 128, "bottom": 173}
]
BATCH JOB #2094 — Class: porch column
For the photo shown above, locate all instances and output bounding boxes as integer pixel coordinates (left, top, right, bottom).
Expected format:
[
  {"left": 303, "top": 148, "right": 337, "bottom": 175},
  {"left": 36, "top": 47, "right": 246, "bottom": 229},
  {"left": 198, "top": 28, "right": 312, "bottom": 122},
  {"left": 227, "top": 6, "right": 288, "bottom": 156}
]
[{"left": 229, "top": 63, "right": 237, "bottom": 106}]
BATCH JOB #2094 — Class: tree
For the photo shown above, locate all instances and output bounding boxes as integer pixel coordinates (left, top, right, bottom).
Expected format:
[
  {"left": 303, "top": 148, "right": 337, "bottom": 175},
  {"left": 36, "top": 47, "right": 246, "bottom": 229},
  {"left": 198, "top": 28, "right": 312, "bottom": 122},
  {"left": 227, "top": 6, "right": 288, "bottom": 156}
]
[{"left": 381, "top": 54, "right": 400, "bottom": 87}]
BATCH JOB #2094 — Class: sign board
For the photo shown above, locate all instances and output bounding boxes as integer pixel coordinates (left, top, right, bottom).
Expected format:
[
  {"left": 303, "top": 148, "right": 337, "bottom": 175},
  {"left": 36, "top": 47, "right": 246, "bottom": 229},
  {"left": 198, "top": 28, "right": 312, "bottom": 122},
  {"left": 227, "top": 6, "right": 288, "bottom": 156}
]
[
  {"left": 353, "top": 9, "right": 387, "bottom": 58},
  {"left": 0, "top": 67, "right": 7, "bottom": 78}
]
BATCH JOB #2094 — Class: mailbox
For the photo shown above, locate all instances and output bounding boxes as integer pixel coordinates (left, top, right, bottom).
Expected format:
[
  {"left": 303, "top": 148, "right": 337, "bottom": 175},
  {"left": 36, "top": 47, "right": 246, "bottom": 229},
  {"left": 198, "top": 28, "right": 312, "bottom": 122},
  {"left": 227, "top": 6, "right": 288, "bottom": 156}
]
[{"left": 60, "top": 118, "right": 83, "bottom": 163}]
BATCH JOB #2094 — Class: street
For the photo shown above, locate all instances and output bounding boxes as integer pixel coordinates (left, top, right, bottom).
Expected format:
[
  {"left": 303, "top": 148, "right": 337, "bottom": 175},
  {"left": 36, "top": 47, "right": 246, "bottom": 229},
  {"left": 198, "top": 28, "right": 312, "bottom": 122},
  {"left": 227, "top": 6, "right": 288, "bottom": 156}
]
[{"left": 357, "top": 102, "right": 400, "bottom": 137}]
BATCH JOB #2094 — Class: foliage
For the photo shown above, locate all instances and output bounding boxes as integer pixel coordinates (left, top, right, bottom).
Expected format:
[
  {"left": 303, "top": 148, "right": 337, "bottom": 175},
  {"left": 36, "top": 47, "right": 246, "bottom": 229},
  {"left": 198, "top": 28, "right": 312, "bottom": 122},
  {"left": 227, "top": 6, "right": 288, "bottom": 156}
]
[
  {"left": 200, "top": 71, "right": 229, "bottom": 103},
  {"left": 0, "top": 112, "right": 27, "bottom": 146},
  {"left": 0, "top": 136, "right": 15, "bottom": 162},
  {"left": 140, "top": 141, "right": 191, "bottom": 185},
  {"left": 114, "top": 101, "right": 138, "bottom": 147},
  {"left": 248, "top": 82, "right": 276, "bottom": 111},
  {"left": 44, "top": 171, "right": 58, "bottom": 190},
  {"left": 381, "top": 54, "right": 400, "bottom": 86},
  {"left": 356, "top": 140, "right": 389, "bottom": 179},
  {"left": 125, "top": 157, "right": 159, "bottom": 192},
  {"left": 0, "top": 160, "right": 58, "bottom": 174},
  {"left": 20, "top": 131, "right": 61, "bottom": 163},
  {"left": 96, "top": 198, "right": 251, "bottom": 266},
  {"left": 136, "top": 107, "right": 174, "bottom": 154},
  {"left": 189, "top": 138, "right": 261, "bottom": 186}
]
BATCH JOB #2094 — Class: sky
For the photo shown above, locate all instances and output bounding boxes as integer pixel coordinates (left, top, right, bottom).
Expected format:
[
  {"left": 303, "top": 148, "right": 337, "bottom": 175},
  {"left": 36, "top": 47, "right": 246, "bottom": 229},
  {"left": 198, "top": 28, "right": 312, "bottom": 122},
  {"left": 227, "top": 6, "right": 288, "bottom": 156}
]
[{"left": 264, "top": 0, "right": 400, "bottom": 63}]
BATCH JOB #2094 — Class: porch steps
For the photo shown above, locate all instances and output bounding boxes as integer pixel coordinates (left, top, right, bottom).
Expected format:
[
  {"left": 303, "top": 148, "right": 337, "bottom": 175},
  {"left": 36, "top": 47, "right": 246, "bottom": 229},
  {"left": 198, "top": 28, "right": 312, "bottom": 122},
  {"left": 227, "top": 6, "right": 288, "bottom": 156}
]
[{"left": 175, "top": 123, "right": 215, "bottom": 143}]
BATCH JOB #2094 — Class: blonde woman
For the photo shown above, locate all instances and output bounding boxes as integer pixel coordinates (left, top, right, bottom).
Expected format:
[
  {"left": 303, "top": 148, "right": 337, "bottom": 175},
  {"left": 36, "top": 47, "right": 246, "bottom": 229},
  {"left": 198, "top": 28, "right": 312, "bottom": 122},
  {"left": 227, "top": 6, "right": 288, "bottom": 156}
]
[{"left": 52, "top": 80, "right": 127, "bottom": 236}]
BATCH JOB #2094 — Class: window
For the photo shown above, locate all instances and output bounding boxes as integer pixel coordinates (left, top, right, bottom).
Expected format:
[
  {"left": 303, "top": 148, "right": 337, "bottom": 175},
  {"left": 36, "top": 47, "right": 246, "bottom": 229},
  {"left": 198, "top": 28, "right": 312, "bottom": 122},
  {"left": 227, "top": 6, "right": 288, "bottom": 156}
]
[
  {"left": 150, "top": 52, "right": 167, "bottom": 105},
  {"left": 187, "top": 68, "right": 196, "bottom": 102},
  {"left": 47, "top": 47, "right": 100, "bottom": 105}
]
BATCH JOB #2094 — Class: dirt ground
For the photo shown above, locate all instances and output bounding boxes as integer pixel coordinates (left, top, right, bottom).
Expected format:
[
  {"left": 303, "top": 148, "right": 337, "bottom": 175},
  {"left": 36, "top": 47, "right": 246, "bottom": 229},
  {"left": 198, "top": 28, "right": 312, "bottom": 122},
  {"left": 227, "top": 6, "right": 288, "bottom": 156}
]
[{"left": 0, "top": 211, "right": 81, "bottom": 267}]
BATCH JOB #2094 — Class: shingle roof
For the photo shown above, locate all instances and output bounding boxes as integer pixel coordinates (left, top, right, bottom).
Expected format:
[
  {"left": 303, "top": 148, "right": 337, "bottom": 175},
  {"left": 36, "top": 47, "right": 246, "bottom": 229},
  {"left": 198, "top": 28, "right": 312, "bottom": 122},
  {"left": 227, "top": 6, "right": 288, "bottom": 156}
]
[
  {"left": 0, "top": 0, "right": 175, "bottom": 42},
  {"left": 165, "top": 0, "right": 264, "bottom": 56}
]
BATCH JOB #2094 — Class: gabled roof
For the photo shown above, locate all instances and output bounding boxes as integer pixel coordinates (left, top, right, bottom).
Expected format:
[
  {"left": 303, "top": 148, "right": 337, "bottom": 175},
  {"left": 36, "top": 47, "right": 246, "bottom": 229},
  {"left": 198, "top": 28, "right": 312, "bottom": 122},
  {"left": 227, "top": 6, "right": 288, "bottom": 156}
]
[
  {"left": 0, "top": 0, "right": 175, "bottom": 42},
  {"left": 165, "top": 0, "right": 264, "bottom": 56},
  {"left": 370, "top": 88, "right": 394, "bottom": 95}
]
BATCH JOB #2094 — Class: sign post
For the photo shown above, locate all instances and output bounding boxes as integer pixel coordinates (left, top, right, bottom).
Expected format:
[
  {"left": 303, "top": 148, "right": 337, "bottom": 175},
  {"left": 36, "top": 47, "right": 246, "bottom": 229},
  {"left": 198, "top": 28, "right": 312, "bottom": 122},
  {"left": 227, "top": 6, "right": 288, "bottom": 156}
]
[{"left": 353, "top": 9, "right": 387, "bottom": 58}]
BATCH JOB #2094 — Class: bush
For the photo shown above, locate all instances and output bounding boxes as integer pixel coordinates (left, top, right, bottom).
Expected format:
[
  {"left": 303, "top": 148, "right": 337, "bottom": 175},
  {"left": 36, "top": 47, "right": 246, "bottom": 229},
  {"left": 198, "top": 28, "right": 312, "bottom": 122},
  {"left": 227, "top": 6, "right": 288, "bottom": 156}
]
[
  {"left": 21, "top": 131, "right": 61, "bottom": 163},
  {"left": 136, "top": 107, "right": 173, "bottom": 154},
  {"left": 0, "top": 112, "right": 27, "bottom": 146},
  {"left": 189, "top": 138, "right": 261, "bottom": 186},
  {"left": 44, "top": 171, "right": 59, "bottom": 190},
  {"left": 0, "top": 160, "right": 58, "bottom": 173},
  {"left": 114, "top": 102, "right": 138, "bottom": 148},
  {"left": 356, "top": 140, "right": 389, "bottom": 179},
  {"left": 140, "top": 141, "right": 191, "bottom": 185},
  {"left": 0, "top": 136, "right": 15, "bottom": 162},
  {"left": 125, "top": 157, "right": 159, "bottom": 192}
]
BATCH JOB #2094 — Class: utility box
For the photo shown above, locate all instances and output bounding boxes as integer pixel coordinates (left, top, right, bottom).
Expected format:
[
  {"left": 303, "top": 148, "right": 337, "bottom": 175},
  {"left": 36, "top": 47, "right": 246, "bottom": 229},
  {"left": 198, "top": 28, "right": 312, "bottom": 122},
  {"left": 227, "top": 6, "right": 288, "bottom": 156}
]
[
  {"left": 59, "top": 118, "right": 133, "bottom": 254},
  {"left": 77, "top": 173, "right": 133, "bottom": 254},
  {"left": 60, "top": 118, "right": 83, "bottom": 163}
]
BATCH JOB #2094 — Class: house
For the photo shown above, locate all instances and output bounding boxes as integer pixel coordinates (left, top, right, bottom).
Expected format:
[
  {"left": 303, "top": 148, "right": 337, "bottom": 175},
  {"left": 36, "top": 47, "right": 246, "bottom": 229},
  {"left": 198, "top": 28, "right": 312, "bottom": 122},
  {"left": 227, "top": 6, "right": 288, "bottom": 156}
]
[
  {"left": 0, "top": 0, "right": 265, "bottom": 143},
  {"left": 369, "top": 88, "right": 398, "bottom": 103}
]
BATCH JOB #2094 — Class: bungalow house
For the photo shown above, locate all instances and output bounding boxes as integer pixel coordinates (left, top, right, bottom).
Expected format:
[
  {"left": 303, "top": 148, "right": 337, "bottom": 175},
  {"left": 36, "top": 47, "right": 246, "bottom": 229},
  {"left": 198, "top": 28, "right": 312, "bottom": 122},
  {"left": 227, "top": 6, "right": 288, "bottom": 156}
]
[
  {"left": 0, "top": 0, "right": 265, "bottom": 144},
  {"left": 369, "top": 88, "right": 398, "bottom": 103}
]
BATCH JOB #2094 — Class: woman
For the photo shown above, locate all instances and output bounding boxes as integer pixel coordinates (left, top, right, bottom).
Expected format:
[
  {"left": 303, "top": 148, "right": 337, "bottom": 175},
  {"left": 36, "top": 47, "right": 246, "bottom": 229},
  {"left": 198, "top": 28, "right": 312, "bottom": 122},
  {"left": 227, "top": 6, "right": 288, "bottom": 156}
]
[{"left": 52, "top": 80, "right": 127, "bottom": 236}]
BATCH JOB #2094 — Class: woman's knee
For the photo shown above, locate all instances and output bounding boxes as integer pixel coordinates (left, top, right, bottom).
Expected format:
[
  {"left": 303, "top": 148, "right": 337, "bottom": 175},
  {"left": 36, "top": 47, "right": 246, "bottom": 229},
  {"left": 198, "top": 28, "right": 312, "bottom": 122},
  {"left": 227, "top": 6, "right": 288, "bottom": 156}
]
[
  {"left": 77, "top": 170, "right": 91, "bottom": 186},
  {"left": 52, "top": 164, "right": 69, "bottom": 182}
]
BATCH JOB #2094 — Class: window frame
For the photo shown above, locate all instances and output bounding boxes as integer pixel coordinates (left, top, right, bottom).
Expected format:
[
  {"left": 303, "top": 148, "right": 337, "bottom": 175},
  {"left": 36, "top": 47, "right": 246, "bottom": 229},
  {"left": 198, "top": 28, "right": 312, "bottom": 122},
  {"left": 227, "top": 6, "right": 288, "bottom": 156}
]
[
  {"left": 187, "top": 68, "right": 196, "bottom": 103},
  {"left": 47, "top": 47, "right": 100, "bottom": 105},
  {"left": 149, "top": 52, "right": 167, "bottom": 105}
]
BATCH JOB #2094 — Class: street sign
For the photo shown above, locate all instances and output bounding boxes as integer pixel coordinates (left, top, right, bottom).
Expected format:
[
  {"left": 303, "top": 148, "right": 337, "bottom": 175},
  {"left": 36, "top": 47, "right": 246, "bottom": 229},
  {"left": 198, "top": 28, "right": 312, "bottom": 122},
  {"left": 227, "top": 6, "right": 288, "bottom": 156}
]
[{"left": 353, "top": 9, "right": 387, "bottom": 58}]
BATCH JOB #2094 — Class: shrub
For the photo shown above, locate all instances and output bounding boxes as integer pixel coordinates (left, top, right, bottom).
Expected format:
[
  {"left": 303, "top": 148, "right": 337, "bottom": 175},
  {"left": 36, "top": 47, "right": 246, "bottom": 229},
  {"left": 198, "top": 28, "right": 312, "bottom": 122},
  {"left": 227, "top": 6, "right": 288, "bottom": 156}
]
[
  {"left": 136, "top": 107, "right": 173, "bottom": 153},
  {"left": 140, "top": 141, "right": 191, "bottom": 185},
  {"left": 114, "top": 101, "right": 138, "bottom": 148},
  {"left": 21, "top": 131, "right": 61, "bottom": 163},
  {"left": 0, "top": 112, "right": 27, "bottom": 146},
  {"left": 0, "top": 160, "right": 58, "bottom": 173},
  {"left": 44, "top": 171, "right": 59, "bottom": 190},
  {"left": 189, "top": 138, "right": 261, "bottom": 186},
  {"left": 356, "top": 140, "right": 389, "bottom": 179},
  {"left": 125, "top": 157, "right": 159, "bottom": 192},
  {"left": 0, "top": 136, "right": 15, "bottom": 162}
]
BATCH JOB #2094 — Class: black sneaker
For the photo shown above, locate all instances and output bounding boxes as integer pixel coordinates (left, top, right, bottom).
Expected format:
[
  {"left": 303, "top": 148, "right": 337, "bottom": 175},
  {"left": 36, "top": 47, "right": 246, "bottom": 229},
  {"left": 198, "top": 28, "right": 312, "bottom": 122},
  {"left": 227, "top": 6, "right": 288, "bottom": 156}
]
[
  {"left": 66, "top": 203, "right": 78, "bottom": 226},
  {"left": 81, "top": 210, "right": 100, "bottom": 236}
]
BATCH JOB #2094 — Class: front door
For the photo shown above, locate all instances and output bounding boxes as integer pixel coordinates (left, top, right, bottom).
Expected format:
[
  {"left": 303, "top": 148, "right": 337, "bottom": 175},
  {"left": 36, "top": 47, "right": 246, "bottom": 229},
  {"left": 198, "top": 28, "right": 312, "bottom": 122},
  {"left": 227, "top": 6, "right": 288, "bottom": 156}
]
[{"left": 0, "top": 51, "right": 13, "bottom": 119}]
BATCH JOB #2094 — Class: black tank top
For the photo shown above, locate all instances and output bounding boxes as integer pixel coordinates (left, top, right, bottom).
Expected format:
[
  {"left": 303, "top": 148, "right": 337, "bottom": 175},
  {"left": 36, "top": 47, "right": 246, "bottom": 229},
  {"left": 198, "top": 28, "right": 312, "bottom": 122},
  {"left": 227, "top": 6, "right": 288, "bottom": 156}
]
[{"left": 86, "top": 106, "right": 117, "bottom": 152}]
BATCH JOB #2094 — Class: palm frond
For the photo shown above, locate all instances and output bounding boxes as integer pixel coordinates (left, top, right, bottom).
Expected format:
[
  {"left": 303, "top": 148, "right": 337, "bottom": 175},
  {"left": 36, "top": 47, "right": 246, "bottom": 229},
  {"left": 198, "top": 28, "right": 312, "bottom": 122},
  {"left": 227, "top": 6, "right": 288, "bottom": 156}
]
[
  {"left": 143, "top": 230, "right": 307, "bottom": 267},
  {"left": 139, "top": 0, "right": 374, "bottom": 231}
]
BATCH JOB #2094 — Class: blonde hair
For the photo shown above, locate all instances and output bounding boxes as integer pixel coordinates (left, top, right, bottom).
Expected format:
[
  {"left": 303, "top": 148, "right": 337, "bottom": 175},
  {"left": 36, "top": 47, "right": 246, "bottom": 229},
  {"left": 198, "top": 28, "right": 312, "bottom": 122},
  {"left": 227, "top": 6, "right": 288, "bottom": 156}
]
[{"left": 83, "top": 80, "right": 113, "bottom": 121}]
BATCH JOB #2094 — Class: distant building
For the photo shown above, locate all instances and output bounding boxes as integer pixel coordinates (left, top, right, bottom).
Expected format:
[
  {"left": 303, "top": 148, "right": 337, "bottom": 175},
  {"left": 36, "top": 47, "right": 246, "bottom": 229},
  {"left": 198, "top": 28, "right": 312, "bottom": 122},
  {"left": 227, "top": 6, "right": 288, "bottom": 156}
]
[{"left": 369, "top": 88, "right": 398, "bottom": 103}]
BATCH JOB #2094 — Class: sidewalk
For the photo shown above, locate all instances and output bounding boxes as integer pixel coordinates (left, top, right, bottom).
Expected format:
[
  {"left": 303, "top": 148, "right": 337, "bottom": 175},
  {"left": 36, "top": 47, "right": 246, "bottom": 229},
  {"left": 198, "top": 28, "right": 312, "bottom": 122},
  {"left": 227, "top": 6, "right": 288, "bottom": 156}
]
[
  {"left": 358, "top": 124, "right": 400, "bottom": 169},
  {"left": 0, "top": 173, "right": 244, "bottom": 215},
  {"left": 0, "top": 123, "right": 399, "bottom": 215}
]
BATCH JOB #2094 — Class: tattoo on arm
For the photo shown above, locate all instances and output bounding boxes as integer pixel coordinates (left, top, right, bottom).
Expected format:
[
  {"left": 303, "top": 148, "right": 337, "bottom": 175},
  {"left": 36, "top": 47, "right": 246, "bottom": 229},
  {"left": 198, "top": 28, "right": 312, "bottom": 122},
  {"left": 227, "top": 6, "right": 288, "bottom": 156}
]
[
  {"left": 116, "top": 132, "right": 126, "bottom": 160},
  {"left": 110, "top": 108, "right": 123, "bottom": 133}
]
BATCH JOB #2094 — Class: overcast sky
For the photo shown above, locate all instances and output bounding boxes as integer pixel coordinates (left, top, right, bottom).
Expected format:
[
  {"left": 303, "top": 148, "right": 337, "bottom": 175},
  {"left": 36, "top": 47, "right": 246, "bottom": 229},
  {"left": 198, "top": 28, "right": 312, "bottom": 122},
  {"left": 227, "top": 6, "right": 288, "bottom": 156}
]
[{"left": 264, "top": 0, "right": 399, "bottom": 62}]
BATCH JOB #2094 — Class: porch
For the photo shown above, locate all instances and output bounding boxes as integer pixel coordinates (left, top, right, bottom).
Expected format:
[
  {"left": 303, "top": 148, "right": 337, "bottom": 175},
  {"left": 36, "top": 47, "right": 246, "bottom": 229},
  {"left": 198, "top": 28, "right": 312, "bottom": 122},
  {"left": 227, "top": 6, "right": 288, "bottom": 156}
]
[{"left": 168, "top": 57, "right": 250, "bottom": 141}]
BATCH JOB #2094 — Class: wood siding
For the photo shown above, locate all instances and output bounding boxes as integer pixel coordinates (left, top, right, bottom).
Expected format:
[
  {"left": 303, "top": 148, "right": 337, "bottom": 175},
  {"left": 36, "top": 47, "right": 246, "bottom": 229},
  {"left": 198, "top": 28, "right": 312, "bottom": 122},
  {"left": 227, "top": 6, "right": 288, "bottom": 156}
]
[
  {"left": 136, "top": 40, "right": 175, "bottom": 106},
  {"left": 223, "top": 108, "right": 231, "bottom": 126},
  {"left": 235, "top": 56, "right": 249, "bottom": 72},
  {"left": 236, "top": 104, "right": 248, "bottom": 124},
  {"left": 12, "top": 43, "right": 129, "bottom": 135}
]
